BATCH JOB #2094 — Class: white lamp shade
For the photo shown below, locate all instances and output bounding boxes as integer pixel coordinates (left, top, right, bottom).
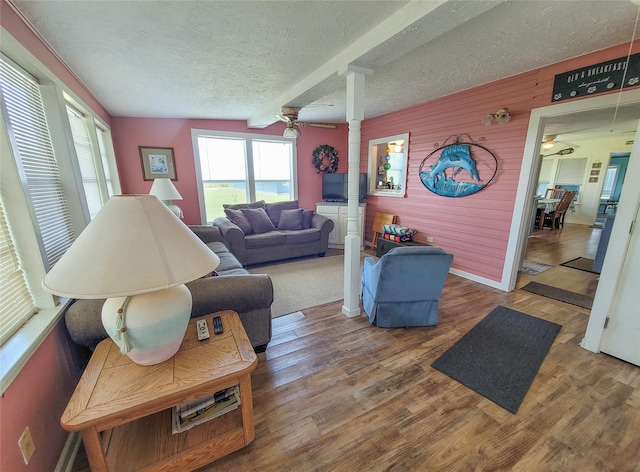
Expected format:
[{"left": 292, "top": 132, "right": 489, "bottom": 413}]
[
  {"left": 42, "top": 195, "right": 219, "bottom": 298},
  {"left": 149, "top": 178, "right": 183, "bottom": 201}
]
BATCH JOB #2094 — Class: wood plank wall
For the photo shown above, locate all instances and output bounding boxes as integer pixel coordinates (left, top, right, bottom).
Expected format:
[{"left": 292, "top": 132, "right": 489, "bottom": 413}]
[{"left": 361, "top": 41, "right": 639, "bottom": 283}]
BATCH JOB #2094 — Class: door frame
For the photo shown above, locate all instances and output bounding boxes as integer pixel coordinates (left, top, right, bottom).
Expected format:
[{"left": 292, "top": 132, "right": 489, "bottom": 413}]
[{"left": 503, "top": 90, "right": 640, "bottom": 353}]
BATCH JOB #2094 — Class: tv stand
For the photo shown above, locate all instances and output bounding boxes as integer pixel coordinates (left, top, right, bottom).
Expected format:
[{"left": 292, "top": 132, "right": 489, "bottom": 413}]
[{"left": 316, "top": 202, "right": 366, "bottom": 250}]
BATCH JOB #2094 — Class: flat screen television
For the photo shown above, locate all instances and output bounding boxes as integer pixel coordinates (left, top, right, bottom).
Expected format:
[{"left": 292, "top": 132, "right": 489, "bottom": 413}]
[{"left": 322, "top": 173, "right": 368, "bottom": 202}]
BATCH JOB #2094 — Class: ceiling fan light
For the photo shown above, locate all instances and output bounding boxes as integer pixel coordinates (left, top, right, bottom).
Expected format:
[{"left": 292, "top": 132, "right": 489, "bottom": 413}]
[
  {"left": 283, "top": 125, "right": 300, "bottom": 138},
  {"left": 542, "top": 141, "right": 555, "bottom": 150}
]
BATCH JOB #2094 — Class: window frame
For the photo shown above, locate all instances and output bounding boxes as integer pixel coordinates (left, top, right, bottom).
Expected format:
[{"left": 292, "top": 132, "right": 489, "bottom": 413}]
[
  {"left": 191, "top": 129, "right": 298, "bottom": 224},
  {"left": 367, "top": 133, "right": 409, "bottom": 198}
]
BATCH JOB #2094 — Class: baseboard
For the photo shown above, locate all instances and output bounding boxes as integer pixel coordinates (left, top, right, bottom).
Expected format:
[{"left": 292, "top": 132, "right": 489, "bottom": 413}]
[
  {"left": 55, "top": 432, "right": 81, "bottom": 472},
  {"left": 449, "top": 267, "right": 507, "bottom": 291}
]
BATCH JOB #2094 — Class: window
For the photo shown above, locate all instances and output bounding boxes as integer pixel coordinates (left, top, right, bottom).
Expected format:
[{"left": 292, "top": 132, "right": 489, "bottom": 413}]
[
  {"left": 66, "top": 104, "right": 110, "bottom": 219},
  {"left": 0, "top": 199, "right": 36, "bottom": 345},
  {"left": 1, "top": 55, "right": 75, "bottom": 269},
  {"left": 192, "top": 130, "right": 296, "bottom": 223},
  {"left": 555, "top": 157, "right": 587, "bottom": 202},
  {"left": 367, "top": 133, "right": 409, "bottom": 197},
  {"left": 0, "top": 46, "right": 119, "bottom": 389},
  {"left": 600, "top": 166, "right": 619, "bottom": 200}
]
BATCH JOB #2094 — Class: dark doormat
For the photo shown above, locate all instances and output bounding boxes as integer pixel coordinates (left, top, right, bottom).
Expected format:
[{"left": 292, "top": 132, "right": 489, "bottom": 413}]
[
  {"left": 431, "top": 306, "right": 561, "bottom": 414},
  {"left": 560, "top": 257, "right": 599, "bottom": 274},
  {"left": 521, "top": 281, "right": 593, "bottom": 309}
]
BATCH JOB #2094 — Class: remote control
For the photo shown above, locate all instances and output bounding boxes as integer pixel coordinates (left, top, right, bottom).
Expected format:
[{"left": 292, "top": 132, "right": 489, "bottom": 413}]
[
  {"left": 213, "top": 316, "right": 223, "bottom": 335},
  {"left": 196, "top": 319, "right": 210, "bottom": 340}
]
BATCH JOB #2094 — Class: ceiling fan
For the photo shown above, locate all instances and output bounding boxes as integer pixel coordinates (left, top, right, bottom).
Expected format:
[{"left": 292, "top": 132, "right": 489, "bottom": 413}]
[
  {"left": 277, "top": 107, "right": 337, "bottom": 138},
  {"left": 541, "top": 134, "right": 580, "bottom": 150}
]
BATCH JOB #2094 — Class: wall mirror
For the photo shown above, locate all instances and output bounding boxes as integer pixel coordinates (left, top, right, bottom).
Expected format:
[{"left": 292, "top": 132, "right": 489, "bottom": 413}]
[{"left": 367, "top": 133, "right": 409, "bottom": 198}]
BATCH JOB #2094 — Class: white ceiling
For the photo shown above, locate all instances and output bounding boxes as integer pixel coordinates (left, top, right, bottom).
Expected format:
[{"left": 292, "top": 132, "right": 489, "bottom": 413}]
[{"left": 10, "top": 0, "right": 640, "bottom": 138}]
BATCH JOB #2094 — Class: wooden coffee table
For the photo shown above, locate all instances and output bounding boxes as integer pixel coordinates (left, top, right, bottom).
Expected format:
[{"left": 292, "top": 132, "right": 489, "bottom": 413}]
[{"left": 61, "top": 310, "right": 257, "bottom": 472}]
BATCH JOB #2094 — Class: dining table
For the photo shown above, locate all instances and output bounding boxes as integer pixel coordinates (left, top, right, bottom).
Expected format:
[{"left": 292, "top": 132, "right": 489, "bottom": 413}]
[{"left": 530, "top": 197, "right": 562, "bottom": 234}]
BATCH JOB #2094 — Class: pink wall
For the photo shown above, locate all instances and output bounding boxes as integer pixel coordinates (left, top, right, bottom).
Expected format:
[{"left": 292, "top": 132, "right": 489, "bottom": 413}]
[
  {"left": 361, "top": 41, "right": 639, "bottom": 282},
  {"left": 110, "top": 117, "right": 348, "bottom": 223},
  {"left": 0, "top": 3, "right": 108, "bottom": 470},
  {"left": 0, "top": 322, "right": 85, "bottom": 472}
]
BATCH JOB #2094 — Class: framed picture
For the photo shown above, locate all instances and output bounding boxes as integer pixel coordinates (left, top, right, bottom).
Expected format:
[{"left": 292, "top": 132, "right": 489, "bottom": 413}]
[
  {"left": 590, "top": 169, "right": 600, "bottom": 176},
  {"left": 591, "top": 162, "right": 602, "bottom": 169},
  {"left": 589, "top": 177, "right": 598, "bottom": 183},
  {"left": 139, "top": 146, "right": 176, "bottom": 180}
]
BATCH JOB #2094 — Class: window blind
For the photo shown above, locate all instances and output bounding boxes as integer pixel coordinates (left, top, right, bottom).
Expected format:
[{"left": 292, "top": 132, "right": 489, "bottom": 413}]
[
  {"left": 66, "top": 104, "right": 103, "bottom": 218},
  {"left": 0, "top": 199, "right": 37, "bottom": 345},
  {"left": 0, "top": 56, "right": 75, "bottom": 269},
  {"left": 556, "top": 158, "right": 587, "bottom": 184}
]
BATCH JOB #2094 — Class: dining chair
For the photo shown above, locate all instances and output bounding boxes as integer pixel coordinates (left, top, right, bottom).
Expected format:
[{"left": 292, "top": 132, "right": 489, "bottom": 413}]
[
  {"left": 543, "top": 190, "right": 575, "bottom": 230},
  {"left": 371, "top": 212, "right": 397, "bottom": 249}
]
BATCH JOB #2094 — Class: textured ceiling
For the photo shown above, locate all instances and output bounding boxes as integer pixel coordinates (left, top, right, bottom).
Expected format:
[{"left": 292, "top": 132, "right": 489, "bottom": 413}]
[{"left": 10, "top": 0, "right": 640, "bottom": 137}]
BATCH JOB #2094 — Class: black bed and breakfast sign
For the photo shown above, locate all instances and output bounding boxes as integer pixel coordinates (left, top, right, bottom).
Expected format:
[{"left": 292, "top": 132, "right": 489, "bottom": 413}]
[{"left": 551, "top": 53, "right": 640, "bottom": 102}]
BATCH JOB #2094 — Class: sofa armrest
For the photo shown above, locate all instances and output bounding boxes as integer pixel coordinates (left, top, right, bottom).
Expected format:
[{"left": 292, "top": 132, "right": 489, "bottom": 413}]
[
  {"left": 189, "top": 225, "right": 224, "bottom": 244},
  {"left": 187, "top": 274, "right": 273, "bottom": 317},
  {"left": 311, "top": 213, "right": 334, "bottom": 254},
  {"left": 213, "top": 217, "right": 248, "bottom": 264}
]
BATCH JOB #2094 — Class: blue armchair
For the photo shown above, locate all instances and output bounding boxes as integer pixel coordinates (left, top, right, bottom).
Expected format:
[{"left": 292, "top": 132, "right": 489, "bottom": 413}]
[{"left": 361, "top": 246, "right": 453, "bottom": 328}]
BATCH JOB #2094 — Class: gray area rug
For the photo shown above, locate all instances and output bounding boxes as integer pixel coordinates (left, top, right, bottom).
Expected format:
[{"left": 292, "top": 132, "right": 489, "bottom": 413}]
[
  {"left": 249, "top": 253, "right": 365, "bottom": 318},
  {"left": 519, "top": 260, "right": 554, "bottom": 275},
  {"left": 560, "top": 257, "right": 599, "bottom": 274},
  {"left": 431, "top": 306, "right": 561, "bottom": 414},
  {"left": 521, "top": 281, "right": 593, "bottom": 309}
]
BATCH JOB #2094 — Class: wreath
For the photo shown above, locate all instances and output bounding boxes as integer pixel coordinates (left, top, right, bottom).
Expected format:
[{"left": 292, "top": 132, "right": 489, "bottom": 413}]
[{"left": 312, "top": 144, "right": 339, "bottom": 174}]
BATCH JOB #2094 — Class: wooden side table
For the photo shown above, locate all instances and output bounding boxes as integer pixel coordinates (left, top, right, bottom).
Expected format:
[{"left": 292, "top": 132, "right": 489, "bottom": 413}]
[{"left": 61, "top": 310, "right": 257, "bottom": 472}]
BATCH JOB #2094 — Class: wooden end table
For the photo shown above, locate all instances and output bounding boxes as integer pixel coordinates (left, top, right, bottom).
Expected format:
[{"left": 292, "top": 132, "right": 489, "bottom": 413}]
[{"left": 61, "top": 310, "right": 257, "bottom": 472}]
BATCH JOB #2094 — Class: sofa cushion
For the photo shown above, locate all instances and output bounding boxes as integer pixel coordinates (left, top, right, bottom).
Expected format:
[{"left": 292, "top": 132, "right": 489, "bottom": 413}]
[
  {"left": 302, "top": 210, "right": 314, "bottom": 229},
  {"left": 223, "top": 200, "right": 265, "bottom": 211},
  {"left": 282, "top": 228, "right": 321, "bottom": 244},
  {"left": 278, "top": 208, "right": 304, "bottom": 230},
  {"left": 216, "top": 250, "right": 245, "bottom": 272},
  {"left": 265, "top": 200, "right": 298, "bottom": 227},
  {"left": 243, "top": 207, "right": 277, "bottom": 234},
  {"left": 224, "top": 208, "right": 253, "bottom": 235},
  {"left": 245, "top": 231, "right": 286, "bottom": 249}
]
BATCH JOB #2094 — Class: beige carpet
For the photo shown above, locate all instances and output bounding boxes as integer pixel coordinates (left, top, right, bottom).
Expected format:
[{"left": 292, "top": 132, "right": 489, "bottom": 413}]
[{"left": 248, "top": 253, "right": 368, "bottom": 318}]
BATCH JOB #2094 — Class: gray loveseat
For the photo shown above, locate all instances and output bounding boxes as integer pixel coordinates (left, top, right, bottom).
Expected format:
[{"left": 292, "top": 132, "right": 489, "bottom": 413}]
[
  {"left": 213, "top": 200, "right": 334, "bottom": 266},
  {"left": 64, "top": 225, "right": 274, "bottom": 352}
]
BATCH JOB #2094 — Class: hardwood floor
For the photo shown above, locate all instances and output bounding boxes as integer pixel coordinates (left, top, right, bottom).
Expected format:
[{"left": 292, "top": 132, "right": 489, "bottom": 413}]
[
  {"left": 71, "top": 224, "right": 640, "bottom": 471},
  {"left": 517, "top": 223, "right": 601, "bottom": 300}
]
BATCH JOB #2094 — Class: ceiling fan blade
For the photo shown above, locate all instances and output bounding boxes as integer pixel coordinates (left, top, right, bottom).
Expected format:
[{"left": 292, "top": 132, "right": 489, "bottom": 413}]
[
  {"left": 297, "top": 122, "right": 337, "bottom": 129},
  {"left": 276, "top": 114, "right": 291, "bottom": 123},
  {"left": 543, "top": 147, "right": 575, "bottom": 157}
]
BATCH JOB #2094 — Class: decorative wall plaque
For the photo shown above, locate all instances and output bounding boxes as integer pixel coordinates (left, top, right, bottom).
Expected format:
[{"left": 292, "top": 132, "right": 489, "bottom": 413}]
[{"left": 419, "top": 134, "right": 497, "bottom": 198}]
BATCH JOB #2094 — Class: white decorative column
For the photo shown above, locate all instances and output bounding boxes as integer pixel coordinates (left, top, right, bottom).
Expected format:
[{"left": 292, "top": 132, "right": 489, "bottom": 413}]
[{"left": 342, "top": 65, "right": 372, "bottom": 318}]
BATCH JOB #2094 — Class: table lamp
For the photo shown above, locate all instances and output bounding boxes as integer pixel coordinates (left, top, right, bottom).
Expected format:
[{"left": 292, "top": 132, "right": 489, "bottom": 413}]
[
  {"left": 42, "top": 195, "right": 220, "bottom": 365},
  {"left": 149, "top": 178, "right": 183, "bottom": 218}
]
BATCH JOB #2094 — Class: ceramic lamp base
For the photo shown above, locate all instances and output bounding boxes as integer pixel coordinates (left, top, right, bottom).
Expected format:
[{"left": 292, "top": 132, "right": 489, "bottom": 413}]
[{"left": 102, "top": 284, "right": 192, "bottom": 365}]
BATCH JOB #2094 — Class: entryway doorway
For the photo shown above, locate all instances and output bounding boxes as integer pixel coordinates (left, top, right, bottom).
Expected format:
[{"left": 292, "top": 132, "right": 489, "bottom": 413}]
[{"left": 505, "top": 90, "right": 640, "bottom": 364}]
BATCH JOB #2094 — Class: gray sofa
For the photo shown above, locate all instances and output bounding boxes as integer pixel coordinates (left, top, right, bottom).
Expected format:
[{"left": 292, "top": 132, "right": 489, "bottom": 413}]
[
  {"left": 64, "top": 225, "right": 274, "bottom": 352},
  {"left": 213, "top": 200, "right": 334, "bottom": 266}
]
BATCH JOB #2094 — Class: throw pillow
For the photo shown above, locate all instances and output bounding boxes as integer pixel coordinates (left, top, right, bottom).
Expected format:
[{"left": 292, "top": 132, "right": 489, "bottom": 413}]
[
  {"left": 265, "top": 200, "right": 298, "bottom": 227},
  {"left": 302, "top": 210, "right": 314, "bottom": 229},
  {"left": 278, "top": 208, "right": 304, "bottom": 230},
  {"left": 223, "top": 200, "right": 265, "bottom": 211},
  {"left": 224, "top": 208, "right": 253, "bottom": 234},
  {"left": 242, "top": 207, "right": 277, "bottom": 234}
]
